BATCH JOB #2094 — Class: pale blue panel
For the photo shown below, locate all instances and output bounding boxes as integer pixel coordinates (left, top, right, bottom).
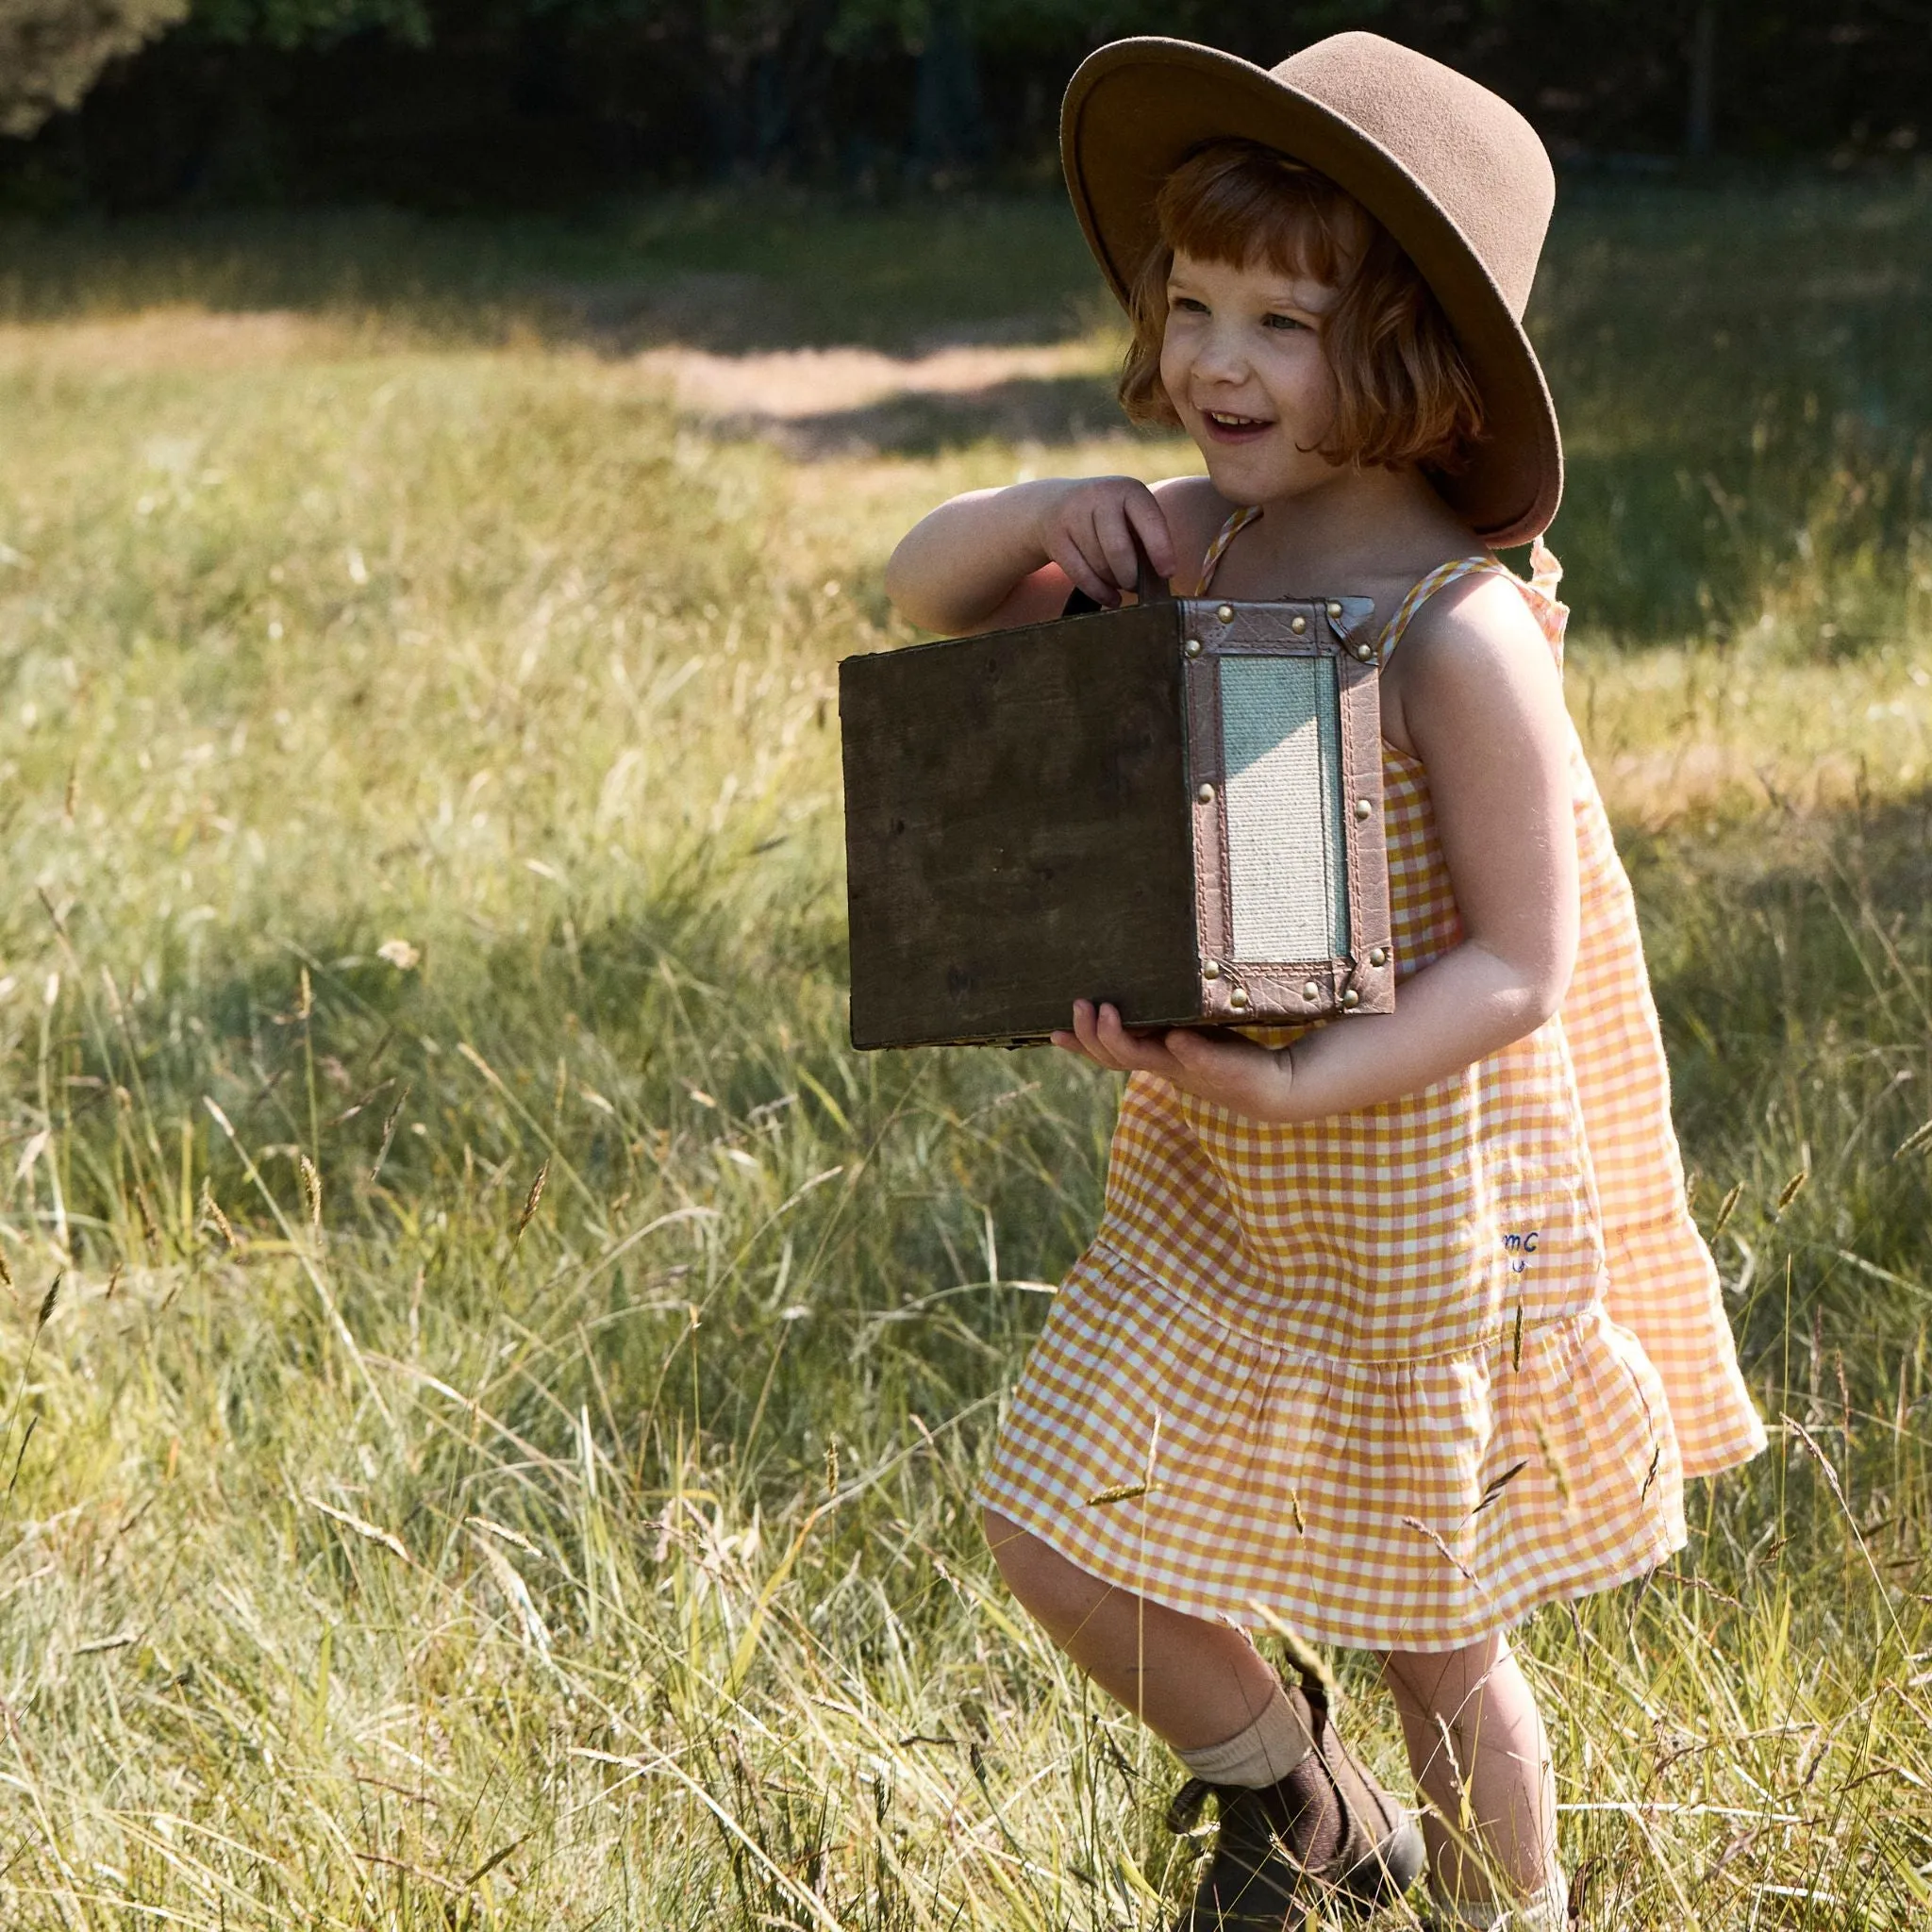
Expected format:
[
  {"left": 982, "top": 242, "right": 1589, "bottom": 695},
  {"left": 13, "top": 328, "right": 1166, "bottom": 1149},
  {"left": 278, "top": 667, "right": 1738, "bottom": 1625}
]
[{"left": 1219, "top": 656, "right": 1349, "bottom": 961}]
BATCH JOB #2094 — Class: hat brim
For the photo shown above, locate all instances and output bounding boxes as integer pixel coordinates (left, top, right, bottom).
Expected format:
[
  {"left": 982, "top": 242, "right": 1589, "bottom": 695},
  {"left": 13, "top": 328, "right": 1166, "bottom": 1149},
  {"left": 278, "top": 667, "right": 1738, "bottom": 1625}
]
[{"left": 1062, "top": 38, "right": 1561, "bottom": 548}]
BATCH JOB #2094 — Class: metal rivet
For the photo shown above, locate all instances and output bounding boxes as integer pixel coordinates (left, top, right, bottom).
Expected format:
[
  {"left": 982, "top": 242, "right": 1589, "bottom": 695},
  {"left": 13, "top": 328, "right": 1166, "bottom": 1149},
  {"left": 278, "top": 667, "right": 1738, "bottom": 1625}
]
[
  {"left": 1341, "top": 989, "right": 1361, "bottom": 1009},
  {"left": 1354, "top": 797, "right": 1373, "bottom": 820},
  {"left": 1196, "top": 783, "right": 1216, "bottom": 805},
  {"left": 1184, "top": 637, "right": 1202, "bottom": 658},
  {"left": 1217, "top": 604, "right": 1234, "bottom": 624},
  {"left": 1302, "top": 980, "right": 1320, "bottom": 1002},
  {"left": 1202, "top": 959, "right": 1222, "bottom": 981},
  {"left": 1290, "top": 614, "right": 1307, "bottom": 635},
  {"left": 1228, "top": 988, "right": 1250, "bottom": 1010},
  {"left": 1369, "top": 946, "right": 1388, "bottom": 968},
  {"left": 1327, "top": 601, "right": 1343, "bottom": 619},
  {"left": 1355, "top": 644, "right": 1374, "bottom": 661}
]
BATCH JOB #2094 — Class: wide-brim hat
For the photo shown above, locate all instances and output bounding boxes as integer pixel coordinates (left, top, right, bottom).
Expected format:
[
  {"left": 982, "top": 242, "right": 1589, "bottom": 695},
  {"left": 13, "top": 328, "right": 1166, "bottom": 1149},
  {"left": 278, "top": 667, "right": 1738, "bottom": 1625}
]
[{"left": 1062, "top": 33, "right": 1561, "bottom": 547}]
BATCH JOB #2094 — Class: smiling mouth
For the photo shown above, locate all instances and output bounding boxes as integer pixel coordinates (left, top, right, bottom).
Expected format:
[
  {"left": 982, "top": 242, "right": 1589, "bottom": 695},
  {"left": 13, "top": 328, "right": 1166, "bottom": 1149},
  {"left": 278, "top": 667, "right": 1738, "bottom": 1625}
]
[{"left": 1200, "top": 408, "right": 1274, "bottom": 439}]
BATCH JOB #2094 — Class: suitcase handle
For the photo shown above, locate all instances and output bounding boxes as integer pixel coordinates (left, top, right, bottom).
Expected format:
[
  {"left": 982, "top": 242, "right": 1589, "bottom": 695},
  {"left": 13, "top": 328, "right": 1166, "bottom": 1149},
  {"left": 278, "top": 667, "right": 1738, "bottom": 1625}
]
[{"left": 1131, "top": 529, "right": 1175, "bottom": 608}]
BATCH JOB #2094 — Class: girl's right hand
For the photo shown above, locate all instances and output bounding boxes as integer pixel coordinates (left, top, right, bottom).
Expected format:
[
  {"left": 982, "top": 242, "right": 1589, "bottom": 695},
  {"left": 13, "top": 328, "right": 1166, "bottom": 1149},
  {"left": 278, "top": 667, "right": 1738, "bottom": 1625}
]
[
  {"left": 1032, "top": 476, "right": 1177, "bottom": 608},
  {"left": 885, "top": 473, "right": 1189, "bottom": 635}
]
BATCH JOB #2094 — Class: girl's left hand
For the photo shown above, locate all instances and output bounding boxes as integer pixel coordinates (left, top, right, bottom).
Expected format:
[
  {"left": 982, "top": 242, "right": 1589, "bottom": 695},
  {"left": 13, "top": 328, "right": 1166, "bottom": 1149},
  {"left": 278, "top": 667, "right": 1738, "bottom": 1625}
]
[{"left": 1051, "top": 1000, "right": 1295, "bottom": 1121}]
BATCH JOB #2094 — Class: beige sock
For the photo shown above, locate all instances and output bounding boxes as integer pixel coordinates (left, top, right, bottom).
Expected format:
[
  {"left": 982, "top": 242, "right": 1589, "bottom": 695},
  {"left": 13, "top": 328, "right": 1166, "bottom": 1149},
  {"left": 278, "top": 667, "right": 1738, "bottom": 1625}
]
[
  {"left": 1174, "top": 1683, "right": 1313, "bottom": 1788},
  {"left": 1431, "top": 1863, "right": 1568, "bottom": 1931},
  {"left": 1516, "top": 1867, "right": 1569, "bottom": 1932}
]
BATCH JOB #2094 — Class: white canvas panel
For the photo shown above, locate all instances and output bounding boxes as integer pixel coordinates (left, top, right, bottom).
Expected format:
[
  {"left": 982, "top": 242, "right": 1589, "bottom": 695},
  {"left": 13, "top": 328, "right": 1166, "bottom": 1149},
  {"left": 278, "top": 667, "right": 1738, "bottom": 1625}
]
[{"left": 1219, "top": 656, "right": 1349, "bottom": 962}]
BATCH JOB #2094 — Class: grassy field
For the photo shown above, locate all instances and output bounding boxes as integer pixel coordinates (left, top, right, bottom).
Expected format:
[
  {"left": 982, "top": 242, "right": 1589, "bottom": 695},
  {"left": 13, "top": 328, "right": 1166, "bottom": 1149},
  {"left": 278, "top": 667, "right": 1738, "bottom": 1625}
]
[{"left": 0, "top": 175, "right": 1931, "bottom": 1928}]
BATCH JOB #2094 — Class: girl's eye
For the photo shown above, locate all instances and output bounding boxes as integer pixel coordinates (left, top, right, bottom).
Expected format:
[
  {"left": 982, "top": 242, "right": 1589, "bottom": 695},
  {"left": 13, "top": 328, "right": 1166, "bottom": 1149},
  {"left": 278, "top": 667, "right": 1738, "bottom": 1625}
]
[
  {"left": 1170, "top": 295, "right": 1208, "bottom": 314},
  {"left": 1262, "top": 311, "right": 1309, "bottom": 332}
]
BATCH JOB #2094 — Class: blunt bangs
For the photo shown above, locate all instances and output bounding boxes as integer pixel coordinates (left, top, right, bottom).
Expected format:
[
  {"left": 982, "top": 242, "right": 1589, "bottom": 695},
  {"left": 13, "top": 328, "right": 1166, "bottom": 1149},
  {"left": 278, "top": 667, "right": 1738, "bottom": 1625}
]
[{"left": 1118, "top": 140, "right": 1485, "bottom": 479}]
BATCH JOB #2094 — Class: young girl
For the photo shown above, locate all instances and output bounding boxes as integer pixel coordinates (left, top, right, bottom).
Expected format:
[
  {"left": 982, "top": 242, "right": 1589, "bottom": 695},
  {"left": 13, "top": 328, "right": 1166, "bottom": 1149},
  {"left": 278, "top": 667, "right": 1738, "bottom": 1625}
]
[{"left": 885, "top": 32, "right": 1765, "bottom": 1932}]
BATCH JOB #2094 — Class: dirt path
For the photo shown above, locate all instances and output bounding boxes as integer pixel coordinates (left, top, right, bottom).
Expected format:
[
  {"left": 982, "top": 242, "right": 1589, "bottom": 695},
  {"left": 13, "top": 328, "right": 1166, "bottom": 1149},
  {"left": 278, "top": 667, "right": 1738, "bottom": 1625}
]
[{"left": 631, "top": 335, "right": 1123, "bottom": 457}]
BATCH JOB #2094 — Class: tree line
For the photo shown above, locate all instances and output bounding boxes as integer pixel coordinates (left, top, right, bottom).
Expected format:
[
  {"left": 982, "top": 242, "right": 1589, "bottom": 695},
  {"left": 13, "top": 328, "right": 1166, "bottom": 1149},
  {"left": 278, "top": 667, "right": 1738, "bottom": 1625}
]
[{"left": 3, "top": 0, "right": 1929, "bottom": 208}]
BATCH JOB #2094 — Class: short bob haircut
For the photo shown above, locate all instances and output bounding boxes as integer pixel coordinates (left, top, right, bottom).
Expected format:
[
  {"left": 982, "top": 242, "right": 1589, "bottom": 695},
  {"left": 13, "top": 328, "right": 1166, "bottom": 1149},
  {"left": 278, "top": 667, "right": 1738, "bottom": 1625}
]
[{"left": 1119, "top": 140, "right": 1484, "bottom": 476}]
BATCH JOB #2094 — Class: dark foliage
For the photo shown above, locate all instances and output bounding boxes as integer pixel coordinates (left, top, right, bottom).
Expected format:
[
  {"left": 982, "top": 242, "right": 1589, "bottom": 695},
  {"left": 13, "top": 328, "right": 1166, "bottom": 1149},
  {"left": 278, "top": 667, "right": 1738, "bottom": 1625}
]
[{"left": 3, "top": 1, "right": 1931, "bottom": 209}]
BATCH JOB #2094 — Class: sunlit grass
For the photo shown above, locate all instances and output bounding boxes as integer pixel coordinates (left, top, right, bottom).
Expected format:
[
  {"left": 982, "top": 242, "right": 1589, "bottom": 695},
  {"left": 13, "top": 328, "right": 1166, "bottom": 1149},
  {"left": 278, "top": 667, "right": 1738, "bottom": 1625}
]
[{"left": 0, "top": 183, "right": 1930, "bottom": 1926}]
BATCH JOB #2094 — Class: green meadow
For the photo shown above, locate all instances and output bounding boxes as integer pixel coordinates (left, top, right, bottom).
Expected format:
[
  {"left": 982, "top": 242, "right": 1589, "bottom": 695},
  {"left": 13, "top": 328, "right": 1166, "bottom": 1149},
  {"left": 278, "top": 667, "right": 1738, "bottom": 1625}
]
[{"left": 0, "top": 173, "right": 1931, "bottom": 1926}]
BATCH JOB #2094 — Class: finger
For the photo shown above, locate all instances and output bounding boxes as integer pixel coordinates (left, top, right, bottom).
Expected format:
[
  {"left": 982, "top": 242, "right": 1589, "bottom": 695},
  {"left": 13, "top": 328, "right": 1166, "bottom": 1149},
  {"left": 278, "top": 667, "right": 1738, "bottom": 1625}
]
[
  {"left": 1092, "top": 504, "right": 1143, "bottom": 597},
  {"left": 1050, "top": 538, "right": 1119, "bottom": 608},
  {"left": 1124, "top": 490, "right": 1177, "bottom": 581},
  {"left": 1049, "top": 1027, "right": 1097, "bottom": 1061},
  {"left": 1093, "top": 1003, "right": 1181, "bottom": 1075},
  {"left": 1071, "top": 998, "right": 1126, "bottom": 1071},
  {"left": 1069, "top": 999, "right": 1110, "bottom": 1066}
]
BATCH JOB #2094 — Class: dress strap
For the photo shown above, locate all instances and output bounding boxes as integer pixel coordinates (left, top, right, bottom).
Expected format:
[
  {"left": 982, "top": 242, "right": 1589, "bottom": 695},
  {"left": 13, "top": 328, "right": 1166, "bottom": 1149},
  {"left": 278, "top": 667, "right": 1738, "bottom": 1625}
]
[
  {"left": 1375, "top": 556, "right": 1498, "bottom": 661},
  {"left": 1192, "top": 505, "right": 1262, "bottom": 595},
  {"left": 1378, "top": 541, "right": 1570, "bottom": 663}
]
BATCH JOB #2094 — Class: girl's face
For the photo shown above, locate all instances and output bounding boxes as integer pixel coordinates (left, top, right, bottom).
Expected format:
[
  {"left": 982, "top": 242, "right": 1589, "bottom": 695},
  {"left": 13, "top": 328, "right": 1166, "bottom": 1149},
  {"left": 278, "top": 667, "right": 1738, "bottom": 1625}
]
[{"left": 1158, "top": 249, "right": 1346, "bottom": 503}]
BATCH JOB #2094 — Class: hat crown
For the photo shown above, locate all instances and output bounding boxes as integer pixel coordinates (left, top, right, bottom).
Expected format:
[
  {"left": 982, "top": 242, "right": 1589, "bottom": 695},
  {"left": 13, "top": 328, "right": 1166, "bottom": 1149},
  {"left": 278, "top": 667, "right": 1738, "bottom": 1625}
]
[{"left": 1270, "top": 32, "right": 1553, "bottom": 318}]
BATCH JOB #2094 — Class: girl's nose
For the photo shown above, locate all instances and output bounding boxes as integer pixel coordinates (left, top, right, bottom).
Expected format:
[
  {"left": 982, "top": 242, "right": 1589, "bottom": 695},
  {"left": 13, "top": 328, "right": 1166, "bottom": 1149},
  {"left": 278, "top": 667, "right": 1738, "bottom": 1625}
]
[{"left": 1189, "top": 323, "right": 1250, "bottom": 385}]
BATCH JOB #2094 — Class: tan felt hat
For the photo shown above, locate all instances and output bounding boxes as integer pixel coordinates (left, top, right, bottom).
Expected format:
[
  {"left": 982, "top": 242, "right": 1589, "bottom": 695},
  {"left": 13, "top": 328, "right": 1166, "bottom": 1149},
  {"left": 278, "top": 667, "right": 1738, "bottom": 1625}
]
[{"left": 1063, "top": 33, "right": 1562, "bottom": 547}]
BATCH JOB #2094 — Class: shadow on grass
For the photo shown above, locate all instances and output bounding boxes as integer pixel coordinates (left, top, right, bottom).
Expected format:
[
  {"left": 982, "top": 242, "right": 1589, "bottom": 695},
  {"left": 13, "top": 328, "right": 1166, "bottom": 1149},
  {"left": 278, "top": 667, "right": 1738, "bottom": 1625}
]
[
  {"left": 1630, "top": 784, "right": 1932, "bottom": 1374},
  {"left": 0, "top": 195, "right": 1106, "bottom": 359},
  {"left": 708, "top": 371, "right": 1155, "bottom": 459}
]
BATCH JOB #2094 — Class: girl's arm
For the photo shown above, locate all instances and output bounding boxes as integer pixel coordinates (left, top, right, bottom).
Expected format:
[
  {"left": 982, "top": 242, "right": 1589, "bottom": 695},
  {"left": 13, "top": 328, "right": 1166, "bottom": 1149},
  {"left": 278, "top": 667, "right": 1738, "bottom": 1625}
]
[
  {"left": 885, "top": 475, "right": 1191, "bottom": 634},
  {"left": 1057, "top": 573, "right": 1579, "bottom": 1124}
]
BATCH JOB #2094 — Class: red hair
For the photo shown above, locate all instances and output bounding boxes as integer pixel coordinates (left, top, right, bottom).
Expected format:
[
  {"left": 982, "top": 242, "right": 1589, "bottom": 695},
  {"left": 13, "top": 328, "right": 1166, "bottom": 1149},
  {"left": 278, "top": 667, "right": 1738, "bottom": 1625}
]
[{"left": 1118, "top": 141, "right": 1484, "bottom": 475}]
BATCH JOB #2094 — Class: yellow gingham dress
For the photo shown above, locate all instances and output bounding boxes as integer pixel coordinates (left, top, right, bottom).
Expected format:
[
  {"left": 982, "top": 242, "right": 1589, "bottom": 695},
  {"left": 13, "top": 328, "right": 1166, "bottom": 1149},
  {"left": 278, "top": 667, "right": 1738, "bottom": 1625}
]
[{"left": 977, "top": 532, "right": 1767, "bottom": 1651}]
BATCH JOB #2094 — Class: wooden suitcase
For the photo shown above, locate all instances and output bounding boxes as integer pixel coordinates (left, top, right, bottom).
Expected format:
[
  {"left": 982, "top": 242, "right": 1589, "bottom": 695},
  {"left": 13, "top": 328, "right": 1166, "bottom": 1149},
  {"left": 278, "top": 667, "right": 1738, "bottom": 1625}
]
[{"left": 839, "top": 577, "right": 1396, "bottom": 1049}]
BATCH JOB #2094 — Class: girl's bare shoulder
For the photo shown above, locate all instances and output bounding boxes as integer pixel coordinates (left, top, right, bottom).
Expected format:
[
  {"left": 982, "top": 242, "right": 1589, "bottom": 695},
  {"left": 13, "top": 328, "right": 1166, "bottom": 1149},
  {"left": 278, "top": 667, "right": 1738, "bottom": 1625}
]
[
  {"left": 1381, "top": 567, "right": 1560, "bottom": 758},
  {"left": 1150, "top": 475, "right": 1237, "bottom": 591}
]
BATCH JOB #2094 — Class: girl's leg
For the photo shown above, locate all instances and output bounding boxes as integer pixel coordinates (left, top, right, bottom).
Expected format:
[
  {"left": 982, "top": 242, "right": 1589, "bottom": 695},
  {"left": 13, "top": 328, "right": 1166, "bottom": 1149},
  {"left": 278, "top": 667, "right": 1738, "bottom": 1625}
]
[
  {"left": 981, "top": 1507, "right": 1280, "bottom": 1747},
  {"left": 984, "top": 1508, "right": 1425, "bottom": 1925},
  {"left": 1381, "top": 1635, "right": 1561, "bottom": 1922}
]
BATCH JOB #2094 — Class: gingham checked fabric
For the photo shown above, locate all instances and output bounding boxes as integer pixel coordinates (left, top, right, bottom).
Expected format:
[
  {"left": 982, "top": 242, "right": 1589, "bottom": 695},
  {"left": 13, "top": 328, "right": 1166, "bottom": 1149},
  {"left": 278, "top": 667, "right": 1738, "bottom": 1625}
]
[{"left": 977, "top": 533, "right": 1766, "bottom": 1652}]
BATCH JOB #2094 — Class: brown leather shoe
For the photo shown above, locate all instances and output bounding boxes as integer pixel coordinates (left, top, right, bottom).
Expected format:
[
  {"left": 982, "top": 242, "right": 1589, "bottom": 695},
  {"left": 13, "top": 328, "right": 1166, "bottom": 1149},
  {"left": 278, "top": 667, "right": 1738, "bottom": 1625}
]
[{"left": 1166, "top": 1672, "right": 1424, "bottom": 1930}]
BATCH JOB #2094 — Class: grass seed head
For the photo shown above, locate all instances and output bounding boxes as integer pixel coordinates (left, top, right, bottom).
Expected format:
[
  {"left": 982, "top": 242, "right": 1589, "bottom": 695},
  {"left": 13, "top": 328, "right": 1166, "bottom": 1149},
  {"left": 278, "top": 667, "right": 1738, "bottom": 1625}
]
[
  {"left": 369, "top": 1083, "right": 410, "bottom": 1185},
  {"left": 1472, "top": 1458, "right": 1530, "bottom": 1517},
  {"left": 513, "top": 1158, "right": 549, "bottom": 1243},
  {"left": 1774, "top": 1167, "right": 1810, "bottom": 1216},
  {"left": 1085, "top": 1480, "right": 1155, "bottom": 1507},
  {"left": 1711, "top": 1180, "right": 1745, "bottom": 1236},
  {"left": 1531, "top": 1415, "right": 1574, "bottom": 1508},
  {"left": 299, "top": 1152, "right": 323, "bottom": 1228},
  {"left": 1401, "top": 1513, "right": 1479, "bottom": 1585},
  {"left": 35, "top": 1273, "right": 61, "bottom": 1330},
  {"left": 200, "top": 1181, "right": 238, "bottom": 1250}
]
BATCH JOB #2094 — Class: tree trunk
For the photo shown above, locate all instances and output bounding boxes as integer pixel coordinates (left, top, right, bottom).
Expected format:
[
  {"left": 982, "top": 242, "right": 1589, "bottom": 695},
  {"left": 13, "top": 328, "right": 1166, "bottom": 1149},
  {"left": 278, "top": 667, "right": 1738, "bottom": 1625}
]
[
  {"left": 912, "top": 0, "right": 985, "bottom": 179},
  {"left": 1687, "top": 0, "right": 1716, "bottom": 158}
]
